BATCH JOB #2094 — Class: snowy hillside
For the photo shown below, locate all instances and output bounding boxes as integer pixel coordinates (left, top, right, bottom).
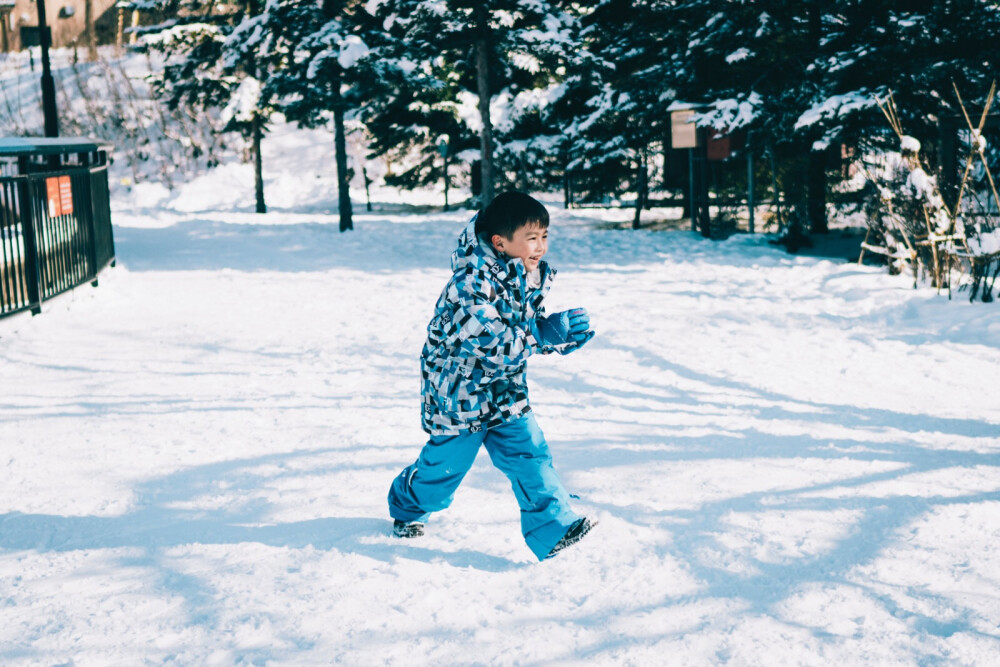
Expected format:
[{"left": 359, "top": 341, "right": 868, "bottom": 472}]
[{"left": 2, "top": 119, "right": 1000, "bottom": 664}]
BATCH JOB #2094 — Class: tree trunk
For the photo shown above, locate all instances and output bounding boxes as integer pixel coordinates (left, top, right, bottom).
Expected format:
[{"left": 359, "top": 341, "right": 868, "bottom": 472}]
[
  {"left": 333, "top": 89, "right": 354, "bottom": 232},
  {"left": 474, "top": 4, "right": 495, "bottom": 205},
  {"left": 807, "top": 0, "right": 827, "bottom": 233},
  {"left": 85, "top": 0, "right": 97, "bottom": 61},
  {"left": 562, "top": 147, "right": 571, "bottom": 208},
  {"left": 248, "top": 0, "right": 265, "bottom": 214},
  {"left": 320, "top": 0, "right": 352, "bottom": 229},
  {"left": 443, "top": 151, "right": 450, "bottom": 211},
  {"left": 633, "top": 151, "right": 648, "bottom": 229},
  {"left": 808, "top": 147, "right": 828, "bottom": 233},
  {"left": 768, "top": 146, "right": 783, "bottom": 230},
  {"left": 253, "top": 113, "right": 266, "bottom": 213}
]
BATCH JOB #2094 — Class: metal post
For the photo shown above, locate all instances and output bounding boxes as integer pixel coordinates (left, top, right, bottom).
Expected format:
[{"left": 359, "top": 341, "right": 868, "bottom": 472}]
[
  {"left": 688, "top": 148, "right": 696, "bottom": 232},
  {"left": 74, "top": 155, "right": 101, "bottom": 286},
  {"left": 18, "top": 170, "right": 43, "bottom": 314},
  {"left": 698, "top": 139, "right": 710, "bottom": 238},
  {"left": 747, "top": 134, "right": 755, "bottom": 234},
  {"left": 36, "top": 0, "right": 59, "bottom": 138}
]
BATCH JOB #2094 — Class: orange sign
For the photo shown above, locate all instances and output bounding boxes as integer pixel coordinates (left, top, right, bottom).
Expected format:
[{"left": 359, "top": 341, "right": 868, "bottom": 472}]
[
  {"left": 46, "top": 177, "right": 60, "bottom": 216},
  {"left": 45, "top": 176, "right": 74, "bottom": 217}
]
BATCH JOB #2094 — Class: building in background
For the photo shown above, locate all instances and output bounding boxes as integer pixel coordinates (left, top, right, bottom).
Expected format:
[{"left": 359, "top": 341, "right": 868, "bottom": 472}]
[{"left": 0, "top": 0, "right": 153, "bottom": 52}]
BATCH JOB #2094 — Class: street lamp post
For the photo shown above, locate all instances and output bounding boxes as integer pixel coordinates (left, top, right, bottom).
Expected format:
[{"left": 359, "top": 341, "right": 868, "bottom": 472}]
[{"left": 36, "top": 0, "right": 59, "bottom": 137}]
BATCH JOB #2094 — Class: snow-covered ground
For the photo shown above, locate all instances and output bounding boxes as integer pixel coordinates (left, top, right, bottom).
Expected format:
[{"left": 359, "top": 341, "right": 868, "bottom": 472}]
[{"left": 2, "top": 124, "right": 1000, "bottom": 665}]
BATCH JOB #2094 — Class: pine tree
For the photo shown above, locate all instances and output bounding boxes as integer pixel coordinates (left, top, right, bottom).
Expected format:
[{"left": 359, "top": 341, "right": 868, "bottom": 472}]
[
  {"left": 142, "top": 0, "right": 279, "bottom": 213},
  {"left": 663, "top": 1, "right": 829, "bottom": 238},
  {"left": 488, "top": 2, "right": 585, "bottom": 199},
  {"left": 365, "top": 0, "right": 573, "bottom": 206},
  {"left": 225, "top": 0, "right": 272, "bottom": 213},
  {"left": 545, "top": 0, "right": 667, "bottom": 227},
  {"left": 356, "top": 35, "right": 475, "bottom": 200},
  {"left": 810, "top": 0, "right": 1000, "bottom": 207},
  {"left": 260, "top": 0, "right": 375, "bottom": 231},
  {"left": 667, "top": 0, "right": 1000, "bottom": 239}
]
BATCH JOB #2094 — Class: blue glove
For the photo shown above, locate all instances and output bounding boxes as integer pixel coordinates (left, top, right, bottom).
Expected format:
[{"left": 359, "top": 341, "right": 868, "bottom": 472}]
[{"left": 533, "top": 308, "right": 593, "bottom": 347}]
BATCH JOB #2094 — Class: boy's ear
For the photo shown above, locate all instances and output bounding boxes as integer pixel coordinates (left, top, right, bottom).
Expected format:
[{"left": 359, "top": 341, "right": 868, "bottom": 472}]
[{"left": 491, "top": 234, "right": 506, "bottom": 252}]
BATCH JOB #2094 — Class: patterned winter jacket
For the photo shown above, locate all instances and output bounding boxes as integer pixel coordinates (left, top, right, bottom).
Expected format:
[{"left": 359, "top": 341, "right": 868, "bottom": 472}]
[{"left": 420, "top": 215, "right": 583, "bottom": 435}]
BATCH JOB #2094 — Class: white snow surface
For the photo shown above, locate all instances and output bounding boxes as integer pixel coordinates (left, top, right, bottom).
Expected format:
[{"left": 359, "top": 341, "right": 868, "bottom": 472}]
[{"left": 3, "top": 124, "right": 1000, "bottom": 665}]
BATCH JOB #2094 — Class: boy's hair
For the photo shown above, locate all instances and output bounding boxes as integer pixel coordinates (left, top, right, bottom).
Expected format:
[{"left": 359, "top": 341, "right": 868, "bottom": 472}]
[{"left": 476, "top": 191, "right": 549, "bottom": 240}]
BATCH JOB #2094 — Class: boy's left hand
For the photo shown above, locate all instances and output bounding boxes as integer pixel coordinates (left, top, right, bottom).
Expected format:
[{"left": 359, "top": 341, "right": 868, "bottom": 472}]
[
  {"left": 534, "top": 308, "right": 595, "bottom": 350},
  {"left": 564, "top": 308, "right": 595, "bottom": 351},
  {"left": 565, "top": 308, "right": 591, "bottom": 341}
]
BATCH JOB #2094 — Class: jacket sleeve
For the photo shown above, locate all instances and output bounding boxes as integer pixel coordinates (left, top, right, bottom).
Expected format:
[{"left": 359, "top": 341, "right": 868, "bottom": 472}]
[{"left": 447, "top": 269, "right": 553, "bottom": 372}]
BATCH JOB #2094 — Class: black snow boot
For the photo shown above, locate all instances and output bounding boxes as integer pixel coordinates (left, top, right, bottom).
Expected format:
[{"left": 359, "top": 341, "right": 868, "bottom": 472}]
[
  {"left": 392, "top": 519, "right": 425, "bottom": 538},
  {"left": 545, "top": 517, "right": 596, "bottom": 559}
]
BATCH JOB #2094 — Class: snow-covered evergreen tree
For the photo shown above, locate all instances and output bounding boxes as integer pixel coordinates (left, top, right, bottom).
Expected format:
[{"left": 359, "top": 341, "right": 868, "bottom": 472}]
[
  {"left": 356, "top": 28, "right": 476, "bottom": 200},
  {"left": 142, "top": 0, "right": 279, "bottom": 213},
  {"left": 483, "top": 3, "right": 581, "bottom": 198},
  {"left": 662, "top": 1, "right": 833, "bottom": 238},
  {"left": 258, "top": 0, "right": 374, "bottom": 231},
  {"left": 806, "top": 0, "right": 1000, "bottom": 202},
  {"left": 545, "top": 0, "right": 668, "bottom": 227},
  {"left": 671, "top": 0, "right": 1000, "bottom": 237},
  {"left": 364, "top": 0, "right": 575, "bottom": 206}
]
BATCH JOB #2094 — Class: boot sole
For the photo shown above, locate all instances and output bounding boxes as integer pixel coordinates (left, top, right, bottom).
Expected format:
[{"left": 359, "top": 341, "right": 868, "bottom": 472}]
[{"left": 545, "top": 517, "right": 597, "bottom": 559}]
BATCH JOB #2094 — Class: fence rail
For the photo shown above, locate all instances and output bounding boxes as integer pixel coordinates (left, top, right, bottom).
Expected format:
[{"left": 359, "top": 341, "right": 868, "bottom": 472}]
[{"left": 0, "top": 162, "right": 115, "bottom": 319}]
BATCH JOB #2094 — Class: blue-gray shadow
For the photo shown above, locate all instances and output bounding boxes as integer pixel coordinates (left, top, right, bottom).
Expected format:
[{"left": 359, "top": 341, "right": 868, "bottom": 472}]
[
  {"left": 500, "top": 340, "right": 1000, "bottom": 657},
  {"left": 0, "top": 447, "right": 525, "bottom": 661},
  {"left": 0, "top": 446, "right": 521, "bottom": 571}
]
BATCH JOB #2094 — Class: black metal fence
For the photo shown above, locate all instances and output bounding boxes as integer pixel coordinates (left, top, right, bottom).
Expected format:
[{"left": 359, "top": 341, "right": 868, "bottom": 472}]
[{"left": 0, "top": 138, "right": 115, "bottom": 319}]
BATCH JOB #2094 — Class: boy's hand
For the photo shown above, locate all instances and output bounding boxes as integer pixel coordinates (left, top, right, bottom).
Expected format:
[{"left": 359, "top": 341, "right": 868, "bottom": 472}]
[{"left": 534, "top": 308, "right": 594, "bottom": 346}]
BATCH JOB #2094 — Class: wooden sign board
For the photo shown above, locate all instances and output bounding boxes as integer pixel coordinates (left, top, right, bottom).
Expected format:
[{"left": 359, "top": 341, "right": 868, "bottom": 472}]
[
  {"left": 671, "top": 109, "right": 701, "bottom": 148},
  {"left": 45, "top": 175, "right": 74, "bottom": 217}
]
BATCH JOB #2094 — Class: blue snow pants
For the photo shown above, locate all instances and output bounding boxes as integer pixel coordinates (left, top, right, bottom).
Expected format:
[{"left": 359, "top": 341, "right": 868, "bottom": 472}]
[{"left": 387, "top": 413, "right": 580, "bottom": 561}]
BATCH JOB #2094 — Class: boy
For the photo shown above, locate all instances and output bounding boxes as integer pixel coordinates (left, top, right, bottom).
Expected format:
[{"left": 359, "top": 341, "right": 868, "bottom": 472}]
[{"left": 387, "top": 191, "right": 596, "bottom": 561}]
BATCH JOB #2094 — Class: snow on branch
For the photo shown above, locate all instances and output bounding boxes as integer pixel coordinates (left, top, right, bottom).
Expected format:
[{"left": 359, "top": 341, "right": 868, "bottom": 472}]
[
  {"left": 697, "top": 92, "right": 761, "bottom": 131},
  {"left": 725, "top": 48, "right": 753, "bottom": 64},
  {"left": 141, "top": 23, "right": 225, "bottom": 49},
  {"left": 303, "top": 22, "right": 371, "bottom": 77},
  {"left": 221, "top": 77, "right": 262, "bottom": 124},
  {"left": 794, "top": 90, "right": 878, "bottom": 131}
]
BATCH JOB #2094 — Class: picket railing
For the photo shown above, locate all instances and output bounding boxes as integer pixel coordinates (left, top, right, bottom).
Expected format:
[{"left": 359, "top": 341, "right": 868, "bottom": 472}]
[{"left": 0, "top": 138, "right": 115, "bottom": 319}]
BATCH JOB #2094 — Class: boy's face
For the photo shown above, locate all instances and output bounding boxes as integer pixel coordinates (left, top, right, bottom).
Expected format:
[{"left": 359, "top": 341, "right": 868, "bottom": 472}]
[{"left": 492, "top": 223, "right": 548, "bottom": 272}]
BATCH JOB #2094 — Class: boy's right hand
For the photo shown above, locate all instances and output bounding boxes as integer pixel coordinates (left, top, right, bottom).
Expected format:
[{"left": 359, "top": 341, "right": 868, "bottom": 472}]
[{"left": 534, "top": 308, "right": 594, "bottom": 347}]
